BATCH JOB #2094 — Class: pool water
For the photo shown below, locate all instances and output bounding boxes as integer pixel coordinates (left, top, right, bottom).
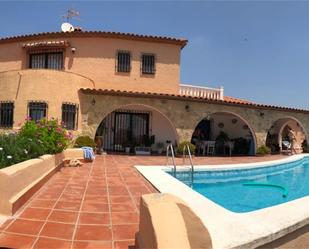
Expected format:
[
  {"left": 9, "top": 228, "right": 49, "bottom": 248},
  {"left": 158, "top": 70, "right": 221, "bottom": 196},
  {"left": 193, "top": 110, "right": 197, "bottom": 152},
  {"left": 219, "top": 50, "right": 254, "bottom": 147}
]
[{"left": 169, "top": 157, "right": 309, "bottom": 213}]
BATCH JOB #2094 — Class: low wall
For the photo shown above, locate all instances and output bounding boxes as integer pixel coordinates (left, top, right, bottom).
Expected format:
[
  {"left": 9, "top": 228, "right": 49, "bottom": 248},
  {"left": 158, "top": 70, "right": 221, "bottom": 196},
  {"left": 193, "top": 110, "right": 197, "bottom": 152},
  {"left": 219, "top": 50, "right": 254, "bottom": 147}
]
[
  {"left": 135, "top": 193, "right": 212, "bottom": 249},
  {"left": 0, "top": 148, "right": 84, "bottom": 216}
]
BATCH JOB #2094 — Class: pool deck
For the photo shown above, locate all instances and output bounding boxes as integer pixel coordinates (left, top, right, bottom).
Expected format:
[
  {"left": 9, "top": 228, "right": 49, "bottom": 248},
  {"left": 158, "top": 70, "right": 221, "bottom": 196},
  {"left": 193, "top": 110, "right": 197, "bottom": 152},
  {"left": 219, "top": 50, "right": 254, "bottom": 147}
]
[{"left": 0, "top": 154, "right": 307, "bottom": 249}]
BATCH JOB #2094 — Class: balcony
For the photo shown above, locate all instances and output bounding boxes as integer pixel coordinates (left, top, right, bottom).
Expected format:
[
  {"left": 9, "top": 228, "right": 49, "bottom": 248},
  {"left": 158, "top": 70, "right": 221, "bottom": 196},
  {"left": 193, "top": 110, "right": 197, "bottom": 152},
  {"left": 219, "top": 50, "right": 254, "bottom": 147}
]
[{"left": 179, "top": 84, "right": 224, "bottom": 100}]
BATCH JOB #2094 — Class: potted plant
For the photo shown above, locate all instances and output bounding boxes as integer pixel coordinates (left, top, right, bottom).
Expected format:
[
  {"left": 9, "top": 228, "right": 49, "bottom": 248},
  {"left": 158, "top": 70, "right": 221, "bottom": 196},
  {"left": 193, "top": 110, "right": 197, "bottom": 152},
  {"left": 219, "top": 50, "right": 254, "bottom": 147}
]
[
  {"left": 215, "top": 131, "right": 230, "bottom": 155},
  {"left": 176, "top": 141, "right": 196, "bottom": 156},
  {"left": 135, "top": 135, "right": 155, "bottom": 155},
  {"left": 256, "top": 145, "right": 271, "bottom": 156},
  {"left": 123, "top": 140, "right": 131, "bottom": 154},
  {"left": 302, "top": 140, "right": 309, "bottom": 153},
  {"left": 156, "top": 142, "right": 164, "bottom": 154},
  {"left": 95, "top": 122, "right": 107, "bottom": 154}
]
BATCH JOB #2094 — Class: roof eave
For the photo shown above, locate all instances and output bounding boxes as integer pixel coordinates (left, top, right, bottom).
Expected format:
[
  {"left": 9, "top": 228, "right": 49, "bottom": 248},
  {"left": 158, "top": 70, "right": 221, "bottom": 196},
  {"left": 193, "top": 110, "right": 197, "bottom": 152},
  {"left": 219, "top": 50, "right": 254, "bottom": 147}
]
[
  {"left": 0, "top": 31, "right": 188, "bottom": 48},
  {"left": 79, "top": 88, "right": 309, "bottom": 114}
]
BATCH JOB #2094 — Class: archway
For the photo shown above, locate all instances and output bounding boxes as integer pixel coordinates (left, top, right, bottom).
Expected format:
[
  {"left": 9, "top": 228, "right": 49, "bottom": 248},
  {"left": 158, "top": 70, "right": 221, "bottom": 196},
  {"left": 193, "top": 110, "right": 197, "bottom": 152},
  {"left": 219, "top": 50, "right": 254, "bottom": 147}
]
[
  {"left": 95, "top": 104, "right": 178, "bottom": 153},
  {"left": 191, "top": 112, "right": 256, "bottom": 156},
  {"left": 266, "top": 117, "right": 307, "bottom": 154}
]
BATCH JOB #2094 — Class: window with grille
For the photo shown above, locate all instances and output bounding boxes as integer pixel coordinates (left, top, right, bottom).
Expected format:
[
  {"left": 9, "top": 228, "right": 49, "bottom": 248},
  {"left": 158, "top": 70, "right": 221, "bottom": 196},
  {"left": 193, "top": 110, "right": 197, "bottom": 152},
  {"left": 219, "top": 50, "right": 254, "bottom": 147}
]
[
  {"left": 141, "top": 54, "right": 156, "bottom": 74},
  {"left": 29, "top": 52, "right": 63, "bottom": 70},
  {"left": 117, "top": 51, "right": 131, "bottom": 72},
  {"left": 28, "top": 102, "right": 47, "bottom": 122},
  {"left": 62, "top": 103, "right": 78, "bottom": 130},
  {"left": 0, "top": 102, "right": 14, "bottom": 128}
]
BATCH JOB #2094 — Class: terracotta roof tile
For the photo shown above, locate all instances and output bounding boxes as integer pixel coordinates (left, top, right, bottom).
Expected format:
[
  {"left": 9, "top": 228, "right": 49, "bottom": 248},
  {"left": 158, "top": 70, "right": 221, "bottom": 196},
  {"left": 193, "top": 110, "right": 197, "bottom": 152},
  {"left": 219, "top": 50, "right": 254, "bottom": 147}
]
[
  {"left": 224, "top": 96, "right": 253, "bottom": 104},
  {"left": 0, "top": 31, "right": 188, "bottom": 48},
  {"left": 80, "top": 88, "right": 309, "bottom": 114}
]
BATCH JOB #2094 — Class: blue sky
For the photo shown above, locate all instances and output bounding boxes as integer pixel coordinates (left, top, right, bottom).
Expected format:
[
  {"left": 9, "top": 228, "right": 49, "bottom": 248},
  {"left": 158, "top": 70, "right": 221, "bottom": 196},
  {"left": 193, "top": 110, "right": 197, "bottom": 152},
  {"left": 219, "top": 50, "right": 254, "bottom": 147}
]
[{"left": 0, "top": 1, "right": 308, "bottom": 109}]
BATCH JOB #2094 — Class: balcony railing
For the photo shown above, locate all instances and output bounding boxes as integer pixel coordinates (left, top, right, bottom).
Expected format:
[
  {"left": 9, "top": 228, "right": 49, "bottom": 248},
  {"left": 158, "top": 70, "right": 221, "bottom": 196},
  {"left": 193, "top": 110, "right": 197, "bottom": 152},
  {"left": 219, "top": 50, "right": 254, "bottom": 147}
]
[{"left": 179, "top": 84, "right": 224, "bottom": 100}]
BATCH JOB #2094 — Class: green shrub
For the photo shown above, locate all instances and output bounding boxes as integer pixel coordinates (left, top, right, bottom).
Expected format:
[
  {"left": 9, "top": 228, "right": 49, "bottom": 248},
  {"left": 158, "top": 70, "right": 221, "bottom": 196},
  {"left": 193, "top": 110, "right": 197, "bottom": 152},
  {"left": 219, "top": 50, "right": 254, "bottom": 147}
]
[
  {"left": 215, "top": 131, "right": 230, "bottom": 155},
  {"left": 74, "top": 136, "right": 96, "bottom": 148},
  {"left": 0, "top": 119, "right": 71, "bottom": 169},
  {"left": 302, "top": 140, "right": 309, "bottom": 153},
  {"left": 256, "top": 145, "right": 271, "bottom": 156},
  {"left": 176, "top": 141, "right": 196, "bottom": 155}
]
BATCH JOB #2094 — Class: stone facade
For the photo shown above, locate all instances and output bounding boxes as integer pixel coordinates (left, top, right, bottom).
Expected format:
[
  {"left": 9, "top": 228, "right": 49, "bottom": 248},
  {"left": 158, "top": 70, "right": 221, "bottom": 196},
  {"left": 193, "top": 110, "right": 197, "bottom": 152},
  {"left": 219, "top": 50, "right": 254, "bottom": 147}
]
[{"left": 79, "top": 91, "right": 309, "bottom": 150}]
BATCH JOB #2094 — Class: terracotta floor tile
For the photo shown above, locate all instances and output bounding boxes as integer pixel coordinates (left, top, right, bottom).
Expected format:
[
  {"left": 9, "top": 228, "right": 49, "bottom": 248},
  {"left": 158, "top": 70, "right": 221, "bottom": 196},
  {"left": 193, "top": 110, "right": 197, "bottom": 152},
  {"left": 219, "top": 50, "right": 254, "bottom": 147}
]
[
  {"left": 108, "top": 181, "right": 125, "bottom": 187},
  {"left": 78, "top": 212, "right": 110, "bottom": 225},
  {"left": 6, "top": 219, "right": 44, "bottom": 235},
  {"left": 111, "top": 203, "right": 136, "bottom": 212},
  {"left": 19, "top": 207, "right": 50, "bottom": 221},
  {"left": 29, "top": 199, "right": 56, "bottom": 209},
  {"left": 33, "top": 237, "right": 72, "bottom": 249},
  {"left": 86, "top": 186, "right": 107, "bottom": 193},
  {"left": 109, "top": 187, "right": 129, "bottom": 195},
  {"left": 59, "top": 195, "right": 83, "bottom": 203},
  {"left": 54, "top": 201, "right": 81, "bottom": 211},
  {"left": 113, "top": 224, "right": 139, "bottom": 240},
  {"left": 40, "top": 222, "right": 75, "bottom": 240},
  {"left": 72, "top": 241, "right": 112, "bottom": 249},
  {"left": 63, "top": 189, "right": 85, "bottom": 196},
  {"left": 84, "top": 194, "right": 108, "bottom": 203},
  {"left": 110, "top": 195, "right": 132, "bottom": 204},
  {"left": 48, "top": 210, "right": 79, "bottom": 224},
  {"left": 36, "top": 191, "right": 61, "bottom": 200},
  {"left": 128, "top": 186, "right": 150, "bottom": 195},
  {"left": 81, "top": 202, "right": 109, "bottom": 212},
  {"left": 0, "top": 232, "right": 36, "bottom": 249},
  {"left": 112, "top": 212, "right": 139, "bottom": 225},
  {"left": 114, "top": 240, "right": 135, "bottom": 249},
  {"left": 74, "top": 225, "right": 112, "bottom": 241}
]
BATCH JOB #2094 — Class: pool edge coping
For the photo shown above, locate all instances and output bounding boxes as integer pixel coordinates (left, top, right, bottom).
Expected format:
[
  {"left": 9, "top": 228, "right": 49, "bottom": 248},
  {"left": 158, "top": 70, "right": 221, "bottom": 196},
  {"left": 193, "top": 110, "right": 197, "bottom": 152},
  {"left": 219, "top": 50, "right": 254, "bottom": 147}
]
[{"left": 135, "top": 154, "right": 309, "bottom": 249}]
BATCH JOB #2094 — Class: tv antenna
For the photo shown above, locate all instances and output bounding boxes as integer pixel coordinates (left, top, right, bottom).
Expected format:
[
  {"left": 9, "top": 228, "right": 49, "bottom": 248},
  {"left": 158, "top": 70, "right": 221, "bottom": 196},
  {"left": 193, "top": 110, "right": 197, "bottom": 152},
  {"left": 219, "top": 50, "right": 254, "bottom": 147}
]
[
  {"left": 63, "top": 8, "right": 80, "bottom": 22},
  {"left": 61, "top": 8, "right": 80, "bottom": 32}
]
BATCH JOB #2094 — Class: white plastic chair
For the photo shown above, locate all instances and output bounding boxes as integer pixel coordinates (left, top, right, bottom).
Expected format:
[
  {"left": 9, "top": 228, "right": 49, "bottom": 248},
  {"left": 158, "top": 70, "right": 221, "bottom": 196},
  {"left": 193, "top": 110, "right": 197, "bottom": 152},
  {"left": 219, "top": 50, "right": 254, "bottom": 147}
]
[{"left": 207, "top": 141, "right": 216, "bottom": 155}]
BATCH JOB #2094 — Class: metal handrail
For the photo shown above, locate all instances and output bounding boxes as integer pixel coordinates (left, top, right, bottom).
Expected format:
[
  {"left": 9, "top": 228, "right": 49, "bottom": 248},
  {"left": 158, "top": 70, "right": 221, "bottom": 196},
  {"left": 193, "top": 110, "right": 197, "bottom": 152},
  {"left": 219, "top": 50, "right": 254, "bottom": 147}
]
[
  {"left": 166, "top": 144, "right": 176, "bottom": 175},
  {"left": 183, "top": 144, "right": 194, "bottom": 185}
]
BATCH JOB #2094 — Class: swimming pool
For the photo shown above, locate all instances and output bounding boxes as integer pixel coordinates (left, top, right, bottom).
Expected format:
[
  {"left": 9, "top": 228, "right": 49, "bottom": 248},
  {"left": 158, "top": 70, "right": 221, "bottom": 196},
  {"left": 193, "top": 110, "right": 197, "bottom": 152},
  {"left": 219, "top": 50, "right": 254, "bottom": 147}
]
[
  {"left": 136, "top": 155, "right": 309, "bottom": 248},
  {"left": 169, "top": 156, "right": 309, "bottom": 213}
]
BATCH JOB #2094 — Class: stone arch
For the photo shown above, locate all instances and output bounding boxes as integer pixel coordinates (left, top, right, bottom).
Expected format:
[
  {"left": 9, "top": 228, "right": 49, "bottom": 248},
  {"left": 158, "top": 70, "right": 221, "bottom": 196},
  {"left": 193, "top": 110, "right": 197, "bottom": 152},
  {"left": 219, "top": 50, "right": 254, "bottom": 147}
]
[
  {"left": 266, "top": 116, "right": 308, "bottom": 154},
  {"left": 191, "top": 111, "right": 257, "bottom": 155},
  {"left": 92, "top": 103, "right": 179, "bottom": 152}
]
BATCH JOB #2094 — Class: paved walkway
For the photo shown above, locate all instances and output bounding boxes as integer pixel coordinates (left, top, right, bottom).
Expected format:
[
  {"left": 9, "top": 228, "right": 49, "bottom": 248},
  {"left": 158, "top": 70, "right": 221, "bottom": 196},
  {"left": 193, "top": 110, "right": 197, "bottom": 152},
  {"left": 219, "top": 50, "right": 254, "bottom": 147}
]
[{"left": 0, "top": 154, "right": 300, "bottom": 249}]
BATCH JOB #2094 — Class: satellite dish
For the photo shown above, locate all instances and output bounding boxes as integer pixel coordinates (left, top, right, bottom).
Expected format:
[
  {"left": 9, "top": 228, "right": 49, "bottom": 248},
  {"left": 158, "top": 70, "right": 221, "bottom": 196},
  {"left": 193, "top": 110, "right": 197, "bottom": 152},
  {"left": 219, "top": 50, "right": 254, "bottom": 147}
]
[{"left": 61, "top": 22, "right": 74, "bottom": 32}]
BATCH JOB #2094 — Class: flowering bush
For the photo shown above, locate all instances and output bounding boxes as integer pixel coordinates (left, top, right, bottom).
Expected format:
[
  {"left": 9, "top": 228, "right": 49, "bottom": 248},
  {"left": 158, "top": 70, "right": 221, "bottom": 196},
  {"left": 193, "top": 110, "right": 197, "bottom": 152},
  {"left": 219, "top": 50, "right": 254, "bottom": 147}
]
[{"left": 0, "top": 119, "right": 72, "bottom": 169}]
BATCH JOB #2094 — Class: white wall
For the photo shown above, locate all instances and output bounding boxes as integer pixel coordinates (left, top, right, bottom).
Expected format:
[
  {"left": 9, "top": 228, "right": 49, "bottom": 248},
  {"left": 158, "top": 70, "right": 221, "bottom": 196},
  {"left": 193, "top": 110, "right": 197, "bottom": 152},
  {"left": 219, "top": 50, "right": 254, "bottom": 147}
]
[{"left": 210, "top": 113, "right": 252, "bottom": 140}]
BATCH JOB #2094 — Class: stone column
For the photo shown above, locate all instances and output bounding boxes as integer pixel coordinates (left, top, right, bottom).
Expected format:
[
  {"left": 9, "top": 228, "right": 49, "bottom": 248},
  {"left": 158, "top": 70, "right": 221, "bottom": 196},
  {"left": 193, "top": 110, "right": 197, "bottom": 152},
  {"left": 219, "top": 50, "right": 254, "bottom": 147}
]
[{"left": 176, "top": 128, "right": 195, "bottom": 143}]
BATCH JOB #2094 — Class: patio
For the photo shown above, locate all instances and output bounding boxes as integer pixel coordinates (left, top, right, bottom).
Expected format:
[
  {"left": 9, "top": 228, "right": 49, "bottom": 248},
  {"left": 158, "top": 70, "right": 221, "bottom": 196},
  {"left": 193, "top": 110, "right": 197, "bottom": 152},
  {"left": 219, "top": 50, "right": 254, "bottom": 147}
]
[{"left": 0, "top": 154, "right": 294, "bottom": 249}]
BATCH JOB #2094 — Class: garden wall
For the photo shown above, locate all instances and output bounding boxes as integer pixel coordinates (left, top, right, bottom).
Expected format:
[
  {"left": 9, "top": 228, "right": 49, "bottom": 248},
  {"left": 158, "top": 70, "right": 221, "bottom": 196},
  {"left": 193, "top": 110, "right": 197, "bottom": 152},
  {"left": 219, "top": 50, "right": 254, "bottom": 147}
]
[{"left": 0, "top": 148, "right": 84, "bottom": 216}]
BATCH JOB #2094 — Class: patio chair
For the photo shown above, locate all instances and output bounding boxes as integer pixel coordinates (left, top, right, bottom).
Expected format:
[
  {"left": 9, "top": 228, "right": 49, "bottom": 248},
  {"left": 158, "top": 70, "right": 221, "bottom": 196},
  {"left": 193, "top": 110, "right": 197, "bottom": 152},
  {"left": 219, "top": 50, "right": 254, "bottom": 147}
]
[
  {"left": 207, "top": 141, "right": 216, "bottom": 155},
  {"left": 225, "top": 141, "right": 235, "bottom": 156}
]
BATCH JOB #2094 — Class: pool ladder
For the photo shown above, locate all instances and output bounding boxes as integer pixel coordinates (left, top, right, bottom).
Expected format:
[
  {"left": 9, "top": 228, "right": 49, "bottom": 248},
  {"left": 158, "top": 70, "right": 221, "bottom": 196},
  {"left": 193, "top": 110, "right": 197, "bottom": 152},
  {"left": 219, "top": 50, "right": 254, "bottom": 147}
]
[
  {"left": 166, "top": 144, "right": 194, "bottom": 186},
  {"left": 183, "top": 144, "right": 194, "bottom": 186},
  {"left": 166, "top": 144, "right": 176, "bottom": 175}
]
